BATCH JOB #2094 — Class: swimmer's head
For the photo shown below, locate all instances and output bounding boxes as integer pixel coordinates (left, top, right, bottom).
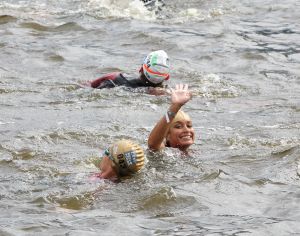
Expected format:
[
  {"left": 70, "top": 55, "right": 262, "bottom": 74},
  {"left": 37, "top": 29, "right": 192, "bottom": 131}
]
[
  {"left": 166, "top": 110, "right": 195, "bottom": 151},
  {"left": 141, "top": 50, "right": 170, "bottom": 84},
  {"left": 105, "top": 139, "right": 145, "bottom": 177}
]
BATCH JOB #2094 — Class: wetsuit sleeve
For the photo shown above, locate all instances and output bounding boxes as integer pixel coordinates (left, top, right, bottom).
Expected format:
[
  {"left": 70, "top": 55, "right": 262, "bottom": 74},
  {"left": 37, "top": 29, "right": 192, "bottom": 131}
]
[{"left": 90, "top": 72, "right": 122, "bottom": 88}]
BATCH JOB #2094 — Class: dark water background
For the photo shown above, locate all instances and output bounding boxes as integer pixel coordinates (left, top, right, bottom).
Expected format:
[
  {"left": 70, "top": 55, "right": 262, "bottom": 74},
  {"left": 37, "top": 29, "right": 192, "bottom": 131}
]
[{"left": 0, "top": 0, "right": 299, "bottom": 235}]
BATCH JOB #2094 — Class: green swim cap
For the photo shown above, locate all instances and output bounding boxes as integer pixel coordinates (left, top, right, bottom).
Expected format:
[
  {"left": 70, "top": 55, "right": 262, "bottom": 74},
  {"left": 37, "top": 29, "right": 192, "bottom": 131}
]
[{"left": 142, "top": 50, "right": 170, "bottom": 84}]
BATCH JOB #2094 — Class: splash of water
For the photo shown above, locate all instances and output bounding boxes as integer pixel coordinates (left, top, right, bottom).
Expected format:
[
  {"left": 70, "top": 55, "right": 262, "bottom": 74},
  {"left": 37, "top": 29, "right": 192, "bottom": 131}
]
[{"left": 84, "top": 0, "right": 156, "bottom": 20}]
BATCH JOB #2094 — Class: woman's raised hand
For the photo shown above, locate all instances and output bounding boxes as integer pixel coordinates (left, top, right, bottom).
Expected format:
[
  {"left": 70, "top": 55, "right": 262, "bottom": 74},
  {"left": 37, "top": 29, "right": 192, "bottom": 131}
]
[{"left": 170, "top": 84, "right": 192, "bottom": 106}]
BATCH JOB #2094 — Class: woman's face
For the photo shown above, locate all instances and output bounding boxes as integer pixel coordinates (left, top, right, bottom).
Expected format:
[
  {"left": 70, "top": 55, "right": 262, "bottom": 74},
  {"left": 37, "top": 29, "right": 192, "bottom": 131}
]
[
  {"left": 166, "top": 119, "right": 195, "bottom": 151},
  {"left": 99, "top": 156, "right": 118, "bottom": 179}
]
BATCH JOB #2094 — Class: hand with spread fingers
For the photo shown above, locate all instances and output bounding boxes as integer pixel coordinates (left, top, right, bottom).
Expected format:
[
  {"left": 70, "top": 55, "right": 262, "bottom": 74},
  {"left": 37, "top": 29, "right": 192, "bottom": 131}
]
[{"left": 170, "top": 84, "right": 192, "bottom": 106}]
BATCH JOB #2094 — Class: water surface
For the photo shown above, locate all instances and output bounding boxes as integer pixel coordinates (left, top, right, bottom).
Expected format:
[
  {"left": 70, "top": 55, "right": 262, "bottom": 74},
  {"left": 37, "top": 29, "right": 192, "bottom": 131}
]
[{"left": 0, "top": 0, "right": 299, "bottom": 235}]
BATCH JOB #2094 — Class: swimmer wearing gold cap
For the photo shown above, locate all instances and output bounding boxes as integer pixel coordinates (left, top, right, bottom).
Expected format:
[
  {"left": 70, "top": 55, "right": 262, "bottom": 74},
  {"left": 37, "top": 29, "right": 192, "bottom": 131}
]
[
  {"left": 148, "top": 84, "right": 194, "bottom": 152},
  {"left": 97, "top": 139, "right": 145, "bottom": 180}
]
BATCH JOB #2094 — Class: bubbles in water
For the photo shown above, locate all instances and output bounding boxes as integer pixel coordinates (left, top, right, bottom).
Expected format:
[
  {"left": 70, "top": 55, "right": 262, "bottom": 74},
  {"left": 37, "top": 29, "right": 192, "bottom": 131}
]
[
  {"left": 187, "top": 72, "right": 242, "bottom": 98},
  {"left": 83, "top": 0, "right": 156, "bottom": 20}
]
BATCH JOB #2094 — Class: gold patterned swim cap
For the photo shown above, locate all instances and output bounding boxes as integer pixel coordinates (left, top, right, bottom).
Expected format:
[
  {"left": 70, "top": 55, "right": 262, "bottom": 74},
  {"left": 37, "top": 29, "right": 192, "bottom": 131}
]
[{"left": 107, "top": 139, "right": 145, "bottom": 177}]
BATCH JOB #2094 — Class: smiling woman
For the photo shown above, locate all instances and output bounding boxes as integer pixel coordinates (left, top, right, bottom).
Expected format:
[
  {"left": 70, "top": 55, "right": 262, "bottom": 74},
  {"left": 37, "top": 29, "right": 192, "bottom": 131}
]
[
  {"left": 165, "top": 110, "right": 194, "bottom": 150},
  {"left": 148, "top": 84, "right": 194, "bottom": 152}
]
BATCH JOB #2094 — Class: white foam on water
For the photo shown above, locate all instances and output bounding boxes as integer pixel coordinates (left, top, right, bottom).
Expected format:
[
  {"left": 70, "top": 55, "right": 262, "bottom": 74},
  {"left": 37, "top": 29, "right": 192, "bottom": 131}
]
[
  {"left": 0, "top": 1, "right": 65, "bottom": 21},
  {"left": 0, "top": 0, "right": 156, "bottom": 21},
  {"left": 83, "top": 0, "right": 156, "bottom": 20},
  {"left": 0, "top": 1, "right": 227, "bottom": 23},
  {"left": 169, "top": 7, "right": 225, "bottom": 23}
]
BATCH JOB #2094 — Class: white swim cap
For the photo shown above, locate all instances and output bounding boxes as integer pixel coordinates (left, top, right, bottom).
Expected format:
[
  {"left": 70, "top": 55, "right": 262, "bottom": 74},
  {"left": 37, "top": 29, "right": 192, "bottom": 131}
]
[{"left": 142, "top": 50, "right": 170, "bottom": 84}]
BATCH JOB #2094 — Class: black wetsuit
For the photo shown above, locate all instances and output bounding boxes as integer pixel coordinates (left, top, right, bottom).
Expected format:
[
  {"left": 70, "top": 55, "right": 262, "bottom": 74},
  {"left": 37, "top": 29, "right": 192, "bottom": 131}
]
[{"left": 90, "top": 72, "right": 161, "bottom": 89}]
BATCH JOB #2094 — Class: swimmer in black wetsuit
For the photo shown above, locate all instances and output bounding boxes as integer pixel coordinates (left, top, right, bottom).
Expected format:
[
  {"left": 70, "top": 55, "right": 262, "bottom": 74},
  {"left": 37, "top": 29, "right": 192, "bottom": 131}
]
[{"left": 84, "top": 50, "right": 170, "bottom": 95}]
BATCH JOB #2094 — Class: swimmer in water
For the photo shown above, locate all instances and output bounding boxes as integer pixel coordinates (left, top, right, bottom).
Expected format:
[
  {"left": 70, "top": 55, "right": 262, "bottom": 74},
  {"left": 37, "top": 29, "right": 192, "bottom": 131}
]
[
  {"left": 148, "top": 84, "right": 194, "bottom": 152},
  {"left": 94, "top": 139, "right": 145, "bottom": 180},
  {"left": 84, "top": 50, "right": 170, "bottom": 95}
]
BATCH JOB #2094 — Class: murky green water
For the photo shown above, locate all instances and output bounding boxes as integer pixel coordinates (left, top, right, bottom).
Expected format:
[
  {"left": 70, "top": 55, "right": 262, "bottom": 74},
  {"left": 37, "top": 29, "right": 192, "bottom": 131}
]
[{"left": 0, "top": 0, "right": 299, "bottom": 235}]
